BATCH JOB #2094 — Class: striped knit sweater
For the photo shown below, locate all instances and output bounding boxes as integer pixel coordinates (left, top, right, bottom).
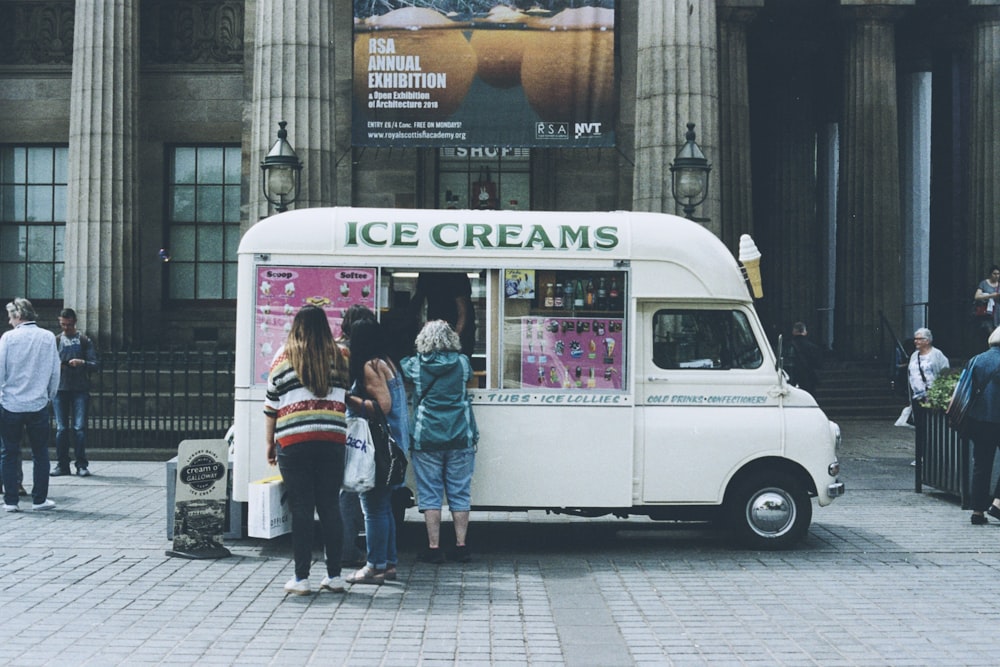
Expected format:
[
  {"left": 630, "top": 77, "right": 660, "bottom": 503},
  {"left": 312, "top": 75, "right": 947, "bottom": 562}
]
[{"left": 263, "top": 348, "right": 349, "bottom": 448}]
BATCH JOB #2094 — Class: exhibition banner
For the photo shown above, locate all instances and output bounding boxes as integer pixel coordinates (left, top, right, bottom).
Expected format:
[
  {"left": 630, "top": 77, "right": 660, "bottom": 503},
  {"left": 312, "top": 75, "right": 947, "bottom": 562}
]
[{"left": 352, "top": 1, "right": 615, "bottom": 148}]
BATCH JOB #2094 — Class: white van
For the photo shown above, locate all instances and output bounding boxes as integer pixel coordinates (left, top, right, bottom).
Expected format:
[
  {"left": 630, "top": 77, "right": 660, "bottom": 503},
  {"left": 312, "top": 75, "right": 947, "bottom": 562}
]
[{"left": 233, "top": 207, "right": 844, "bottom": 549}]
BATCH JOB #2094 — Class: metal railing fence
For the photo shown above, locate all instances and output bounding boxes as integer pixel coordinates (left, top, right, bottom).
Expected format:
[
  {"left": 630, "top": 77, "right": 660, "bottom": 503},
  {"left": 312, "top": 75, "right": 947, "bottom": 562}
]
[{"left": 82, "top": 347, "right": 235, "bottom": 450}]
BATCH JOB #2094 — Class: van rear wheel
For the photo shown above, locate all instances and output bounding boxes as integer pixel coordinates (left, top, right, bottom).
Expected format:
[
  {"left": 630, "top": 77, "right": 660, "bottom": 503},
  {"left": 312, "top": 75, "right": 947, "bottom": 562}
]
[{"left": 726, "top": 472, "right": 811, "bottom": 550}]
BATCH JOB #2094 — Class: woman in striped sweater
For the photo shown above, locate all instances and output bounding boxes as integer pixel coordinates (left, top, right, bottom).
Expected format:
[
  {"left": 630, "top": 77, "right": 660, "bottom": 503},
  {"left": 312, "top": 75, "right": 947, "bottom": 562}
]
[{"left": 264, "top": 305, "right": 351, "bottom": 595}]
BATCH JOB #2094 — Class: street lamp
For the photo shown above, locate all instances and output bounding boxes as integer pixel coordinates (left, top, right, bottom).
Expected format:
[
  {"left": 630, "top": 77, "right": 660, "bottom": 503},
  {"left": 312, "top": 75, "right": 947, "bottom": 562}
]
[
  {"left": 260, "top": 121, "right": 303, "bottom": 213},
  {"left": 669, "top": 122, "right": 712, "bottom": 220}
]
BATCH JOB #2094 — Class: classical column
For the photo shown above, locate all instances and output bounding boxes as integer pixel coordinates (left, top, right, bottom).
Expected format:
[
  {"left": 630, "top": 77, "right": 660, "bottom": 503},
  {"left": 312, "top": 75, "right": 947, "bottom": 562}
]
[
  {"left": 717, "top": 3, "right": 759, "bottom": 251},
  {"left": 633, "top": 0, "right": 719, "bottom": 233},
  {"left": 968, "top": 5, "right": 1000, "bottom": 287},
  {"left": 248, "top": 0, "right": 341, "bottom": 221},
  {"left": 64, "top": 0, "right": 138, "bottom": 346},
  {"left": 835, "top": 5, "right": 906, "bottom": 358}
]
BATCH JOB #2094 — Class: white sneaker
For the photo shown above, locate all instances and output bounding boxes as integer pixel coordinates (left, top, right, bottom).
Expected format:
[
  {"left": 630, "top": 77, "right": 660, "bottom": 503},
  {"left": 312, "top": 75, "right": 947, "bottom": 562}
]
[
  {"left": 32, "top": 499, "right": 56, "bottom": 511},
  {"left": 3, "top": 504, "right": 18, "bottom": 513},
  {"left": 283, "top": 577, "right": 310, "bottom": 595},
  {"left": 320, "top": 575, "right": 346, "bottom": 592}
]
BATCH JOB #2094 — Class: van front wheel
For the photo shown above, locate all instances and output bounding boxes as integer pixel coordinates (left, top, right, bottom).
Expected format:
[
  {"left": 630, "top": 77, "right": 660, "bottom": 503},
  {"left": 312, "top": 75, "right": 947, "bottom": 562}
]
[{"left": 726, "top": 473, "right": 811, "bottom": 549}]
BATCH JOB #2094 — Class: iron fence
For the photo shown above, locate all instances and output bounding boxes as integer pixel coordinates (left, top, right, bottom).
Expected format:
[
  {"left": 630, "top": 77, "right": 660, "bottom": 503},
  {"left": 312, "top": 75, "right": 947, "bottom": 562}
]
[{"left": 84, "top": 348, "right": 236, "bottom": 450}]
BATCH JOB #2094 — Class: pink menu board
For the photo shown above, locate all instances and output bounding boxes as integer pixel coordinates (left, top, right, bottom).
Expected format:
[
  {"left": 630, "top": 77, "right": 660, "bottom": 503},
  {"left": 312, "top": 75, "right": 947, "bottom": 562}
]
[
  {"left": 253, "top": 265, "right": 376, "bottom": 384},
  {"left": 520, "top": 316, "right": 624, "bottom": 390}
]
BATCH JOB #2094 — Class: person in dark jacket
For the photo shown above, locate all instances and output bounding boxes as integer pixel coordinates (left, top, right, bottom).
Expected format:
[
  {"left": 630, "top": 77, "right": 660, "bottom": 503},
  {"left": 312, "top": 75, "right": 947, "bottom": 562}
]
[
  {"left": 962, "top": 326, "right": 1000, "bottom": 525},
  {"left": 782, "top": 321, "right": 822, "bottom": 394},
  {"left": 400, "top": 320, "right": 478, "bottom": 564},
  {"left": 51, "top": 309, "right": 99, "bottom": 477}
]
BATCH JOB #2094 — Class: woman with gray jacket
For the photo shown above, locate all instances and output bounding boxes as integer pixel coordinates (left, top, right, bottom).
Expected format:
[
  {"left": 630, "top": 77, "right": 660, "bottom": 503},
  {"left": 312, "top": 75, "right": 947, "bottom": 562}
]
[{"left": 961, "top": 326, "right": 1000, "bottom": 524}]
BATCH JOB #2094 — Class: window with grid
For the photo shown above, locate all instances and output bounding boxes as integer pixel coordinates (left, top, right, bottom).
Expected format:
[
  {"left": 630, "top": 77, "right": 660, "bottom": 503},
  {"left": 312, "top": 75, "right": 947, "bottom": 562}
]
[
  {"left": 167, "top": 146, "right": 241, "bottom": 300},
  {"left": 0, "top": 145, "right": 67, "bottom": 301},
  {"left": 438, "top": 147, "right": 530, "bottom": 210}
]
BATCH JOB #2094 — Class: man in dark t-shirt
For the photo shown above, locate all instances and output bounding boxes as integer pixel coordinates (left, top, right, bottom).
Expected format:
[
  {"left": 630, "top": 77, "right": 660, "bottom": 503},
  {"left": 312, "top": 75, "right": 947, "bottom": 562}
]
[{"left": 412, "top": 272, "right": 476, "bottom": 358}]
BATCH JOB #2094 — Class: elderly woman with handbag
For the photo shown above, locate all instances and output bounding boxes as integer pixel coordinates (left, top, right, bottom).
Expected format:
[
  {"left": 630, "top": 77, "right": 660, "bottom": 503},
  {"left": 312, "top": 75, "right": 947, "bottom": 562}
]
[{"left": 956, "top": 326, "right": 1000, "bottom": 525}]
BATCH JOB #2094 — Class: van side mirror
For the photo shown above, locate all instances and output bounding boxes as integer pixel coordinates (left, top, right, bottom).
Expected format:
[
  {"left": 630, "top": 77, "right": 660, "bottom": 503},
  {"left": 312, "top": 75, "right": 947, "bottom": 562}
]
[{"left": 776, "top": 334, "right": 784, "bottom": 375}]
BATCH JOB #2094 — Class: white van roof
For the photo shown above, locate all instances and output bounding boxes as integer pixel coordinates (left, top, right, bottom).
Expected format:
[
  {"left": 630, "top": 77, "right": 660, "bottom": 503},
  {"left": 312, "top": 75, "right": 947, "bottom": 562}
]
[{"left": 239, "top": 207, "right": 751, "bottom": 302}]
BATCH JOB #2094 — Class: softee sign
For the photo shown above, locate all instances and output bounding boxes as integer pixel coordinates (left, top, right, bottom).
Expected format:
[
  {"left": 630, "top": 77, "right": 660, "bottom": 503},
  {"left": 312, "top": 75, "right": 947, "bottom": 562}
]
[{"left": 345, "top": 220, "right": 620, "bottom": 251}]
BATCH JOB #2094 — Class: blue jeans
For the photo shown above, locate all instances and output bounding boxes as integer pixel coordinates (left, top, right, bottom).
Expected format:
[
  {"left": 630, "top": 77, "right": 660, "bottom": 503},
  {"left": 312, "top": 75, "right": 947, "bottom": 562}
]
[
  {"left": 277, "top": 441, "right": 345, "bottom": 580},
  {"left": 1, "top": 407, "right": 51, "bottom": 507},
  {"left": 412, "top": 448, "right": 475, "bottom": 511},
  {"left": 359, "top": 484, "right": 396, "bottom": 569},
  {"left": 53, "top": 391, "right": 88, "bottom": 470}
]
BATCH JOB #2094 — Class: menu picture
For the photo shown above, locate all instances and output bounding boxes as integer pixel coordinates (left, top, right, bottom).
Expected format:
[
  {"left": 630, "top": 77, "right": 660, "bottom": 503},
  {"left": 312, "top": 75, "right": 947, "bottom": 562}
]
[
  {"left": 519, "top": 316, "right": 623, "bottom": 390},
  {"left": 253, "top": 266, "right": 376, "bottom": 384}
]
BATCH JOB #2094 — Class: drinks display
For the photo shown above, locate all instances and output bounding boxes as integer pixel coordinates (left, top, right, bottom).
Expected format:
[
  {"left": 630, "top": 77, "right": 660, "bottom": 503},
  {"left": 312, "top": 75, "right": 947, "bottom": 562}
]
[{"left": 537, "top": 271, "right": 624, "bottom": 313}]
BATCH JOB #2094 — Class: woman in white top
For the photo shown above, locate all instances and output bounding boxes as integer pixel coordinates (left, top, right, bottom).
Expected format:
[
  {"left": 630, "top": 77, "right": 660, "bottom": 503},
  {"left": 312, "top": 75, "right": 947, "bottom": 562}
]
[{"left": 908, "top": 328, "right": 949, "bottom": 469}]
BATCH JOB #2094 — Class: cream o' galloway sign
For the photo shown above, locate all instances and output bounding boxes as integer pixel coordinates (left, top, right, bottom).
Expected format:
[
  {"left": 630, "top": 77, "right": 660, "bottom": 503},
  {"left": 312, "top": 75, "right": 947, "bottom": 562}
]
[{"left": 167, "top": 439, "right": 232, "bottom": 559}]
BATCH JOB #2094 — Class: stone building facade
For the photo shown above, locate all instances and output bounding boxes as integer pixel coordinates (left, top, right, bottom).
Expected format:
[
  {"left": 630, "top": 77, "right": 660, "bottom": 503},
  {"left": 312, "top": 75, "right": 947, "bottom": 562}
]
[{"left": 1, "top": 0, "right": 997, "bottom": 359}]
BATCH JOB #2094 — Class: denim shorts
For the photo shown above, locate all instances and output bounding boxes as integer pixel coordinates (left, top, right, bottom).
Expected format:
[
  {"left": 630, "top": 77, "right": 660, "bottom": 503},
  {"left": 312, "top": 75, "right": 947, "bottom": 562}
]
[{"left": 411, "top": 447, "right": 475, "bottom": 512}]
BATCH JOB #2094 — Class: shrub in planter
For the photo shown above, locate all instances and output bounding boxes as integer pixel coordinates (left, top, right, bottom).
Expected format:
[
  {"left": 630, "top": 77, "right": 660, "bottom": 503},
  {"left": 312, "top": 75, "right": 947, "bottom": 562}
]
[{"left": 926, "top": 368, "right": 961, "bottom": 411}]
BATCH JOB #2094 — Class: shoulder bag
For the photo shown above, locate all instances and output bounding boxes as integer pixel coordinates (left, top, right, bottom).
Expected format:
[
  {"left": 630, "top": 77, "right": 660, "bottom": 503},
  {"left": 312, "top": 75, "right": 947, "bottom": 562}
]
[{"left": 946, "top": 361, "right": 1000, "bottom": 438}]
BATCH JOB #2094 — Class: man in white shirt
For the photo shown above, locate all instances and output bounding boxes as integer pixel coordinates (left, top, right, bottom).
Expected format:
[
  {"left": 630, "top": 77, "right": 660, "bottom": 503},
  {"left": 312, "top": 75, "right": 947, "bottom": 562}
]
[{"left": 0, "top": 298, "right": 61, "bottom": 512}]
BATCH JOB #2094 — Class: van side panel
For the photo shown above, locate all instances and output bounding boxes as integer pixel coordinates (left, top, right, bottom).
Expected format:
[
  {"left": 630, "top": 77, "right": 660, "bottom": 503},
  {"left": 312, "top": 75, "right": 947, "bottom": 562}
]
[{"left": 470, "top": 404, "right": 633, "bottom": 507}]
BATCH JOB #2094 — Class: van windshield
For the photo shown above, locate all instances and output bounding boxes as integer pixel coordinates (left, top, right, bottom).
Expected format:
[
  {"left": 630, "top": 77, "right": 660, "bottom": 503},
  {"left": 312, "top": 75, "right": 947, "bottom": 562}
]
[{"left": 652, "top": 309, "right": 763, "bottom": 370}]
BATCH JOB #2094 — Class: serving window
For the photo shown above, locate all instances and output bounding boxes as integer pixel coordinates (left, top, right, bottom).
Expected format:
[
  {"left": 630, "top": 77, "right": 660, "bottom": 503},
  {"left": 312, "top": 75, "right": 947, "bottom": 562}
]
[
  {"left": 500, "top": 268, "right": 627, "bottom": 391},
  {"left": 652, "top": 309, "right": 763, "bottom": 371}
]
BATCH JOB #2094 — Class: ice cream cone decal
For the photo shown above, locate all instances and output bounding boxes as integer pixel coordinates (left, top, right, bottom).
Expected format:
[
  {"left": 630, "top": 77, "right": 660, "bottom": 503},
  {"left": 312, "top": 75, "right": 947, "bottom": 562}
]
[{"left": 739, "top": 234, "right": 763, "bottom": 299}]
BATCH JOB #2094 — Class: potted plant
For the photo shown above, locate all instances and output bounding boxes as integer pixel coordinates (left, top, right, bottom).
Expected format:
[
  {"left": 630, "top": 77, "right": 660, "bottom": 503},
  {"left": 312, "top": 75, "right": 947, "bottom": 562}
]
[{"left": 918, "top": 367, "right": 970, "bottom": 507}]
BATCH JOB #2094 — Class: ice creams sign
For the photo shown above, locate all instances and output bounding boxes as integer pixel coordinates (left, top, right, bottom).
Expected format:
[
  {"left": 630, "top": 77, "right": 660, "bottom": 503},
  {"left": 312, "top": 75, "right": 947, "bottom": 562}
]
[{"left": 344, "top": 220, "right": 619, "bottom": 251}]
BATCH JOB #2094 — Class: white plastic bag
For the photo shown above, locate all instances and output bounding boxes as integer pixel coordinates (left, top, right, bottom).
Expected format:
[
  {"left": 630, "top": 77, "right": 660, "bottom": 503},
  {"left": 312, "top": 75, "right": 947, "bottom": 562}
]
[
  {"left": 342, "top": 416, "right": 376, "bottom": 492},
  {"left": 894, "top": 405, "right": 914, "bottom": 428}
]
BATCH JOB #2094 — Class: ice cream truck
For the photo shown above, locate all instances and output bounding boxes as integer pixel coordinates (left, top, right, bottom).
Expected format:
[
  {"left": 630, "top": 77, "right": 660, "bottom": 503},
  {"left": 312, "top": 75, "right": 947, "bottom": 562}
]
[{"left": 233, "top": 207, "right": 844, "bottom": 549}]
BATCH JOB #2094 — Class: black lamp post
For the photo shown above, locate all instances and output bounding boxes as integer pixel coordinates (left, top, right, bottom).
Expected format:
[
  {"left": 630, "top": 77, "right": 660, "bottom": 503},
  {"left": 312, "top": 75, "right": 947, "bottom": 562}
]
[
  {"left": 669, "top": 122, "right": 712, "bottom": 220},
  {"left": 260, "top": 121, "right": 303, "bottom": 213}
]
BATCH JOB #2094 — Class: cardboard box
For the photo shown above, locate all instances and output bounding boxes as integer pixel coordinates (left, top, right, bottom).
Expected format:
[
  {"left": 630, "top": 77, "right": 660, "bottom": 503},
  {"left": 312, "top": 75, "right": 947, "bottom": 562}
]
[{"left": 248, "top": 475, "right": 291, "bottom": 538}]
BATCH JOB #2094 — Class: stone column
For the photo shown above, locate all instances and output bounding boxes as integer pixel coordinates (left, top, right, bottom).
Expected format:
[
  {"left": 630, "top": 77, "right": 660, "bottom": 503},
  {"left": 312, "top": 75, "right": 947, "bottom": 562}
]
[
  {"left": 633, "top": 0, "right": 719, "bottom": 233},
  {"left": 717, "top": 3, "right": 760, "bottom": 251},
  {"left": 248, "top": 0, "right": 342, "bottom": 222},
  {"left": 64, "top": 0, "right": 138, "bottom": 346},
  {"left": 835, "top": 5, "right": 906, "bottom": 358},
  {"left": 968, "top": 5, "right": 1000, "bottom": 286}
]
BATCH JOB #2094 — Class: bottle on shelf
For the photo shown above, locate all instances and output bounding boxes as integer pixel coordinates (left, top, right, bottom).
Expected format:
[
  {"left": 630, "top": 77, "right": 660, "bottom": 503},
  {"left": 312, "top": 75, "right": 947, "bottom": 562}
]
[
  {"left": 596, "top": 276, "right": 608, "bottom": 310},
  {"left": 554, "top": 283, "right": 564, "bottom": 309},
  {"left": 609, "top": 276, "right": 620, "bottom": 311},
  {"left": 573, "top": 279, "right": 584, "bottom": 309},
  {"left": 544, "top": 283, "right": 554, "bottom": 309},
  {"left": 563, "top": 281, "right": 574, "bottom": 311},
  {"left": 585, "top": 277, "right": 595, "bottom": 308}
]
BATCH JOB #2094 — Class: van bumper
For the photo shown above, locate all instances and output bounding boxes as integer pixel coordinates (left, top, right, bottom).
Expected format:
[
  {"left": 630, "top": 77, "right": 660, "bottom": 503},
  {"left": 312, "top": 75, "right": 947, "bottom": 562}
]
[{"left": 827, "top": 481, "right": 845, "bottom": 498}]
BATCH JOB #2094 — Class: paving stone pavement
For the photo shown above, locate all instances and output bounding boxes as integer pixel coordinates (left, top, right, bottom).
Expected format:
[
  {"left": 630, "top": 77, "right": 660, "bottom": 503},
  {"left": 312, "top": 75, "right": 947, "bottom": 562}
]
[{"left": 2, "top": 418, "right": 999, "bottom": 666}]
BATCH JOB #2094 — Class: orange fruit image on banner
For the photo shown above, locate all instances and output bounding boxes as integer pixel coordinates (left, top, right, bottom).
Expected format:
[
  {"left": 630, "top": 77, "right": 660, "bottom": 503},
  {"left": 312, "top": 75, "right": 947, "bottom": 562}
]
[
  {"left": 354, "top": 7, "right": 476, "bottom": 122},
  {"left": 520, "top": 7, "right": 615, "bottom": 124}
]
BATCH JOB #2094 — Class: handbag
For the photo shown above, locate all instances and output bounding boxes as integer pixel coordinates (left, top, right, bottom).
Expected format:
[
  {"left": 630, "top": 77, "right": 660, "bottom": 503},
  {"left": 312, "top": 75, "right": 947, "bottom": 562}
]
[
  {"left": 973, "top": 300, "right": 989, "bottom": 319},
  {"left": 946, "top": 362, "right": 1000, "bottom": 438},
  {"left": 367, "top": 401, "right": 408, "bottom": 488},
  {"left": 342, "top": 416, "right": 376, "bottom": 493}
]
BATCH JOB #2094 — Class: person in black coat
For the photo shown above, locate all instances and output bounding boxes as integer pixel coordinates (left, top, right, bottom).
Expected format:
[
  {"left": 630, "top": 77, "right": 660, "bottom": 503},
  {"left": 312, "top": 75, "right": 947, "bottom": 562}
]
[
  {"left": 962, "top": 326, "right": 1000, "bottom": 525},
  {"left": 782, "top": 321, "right": 822, "bottom": 394}
]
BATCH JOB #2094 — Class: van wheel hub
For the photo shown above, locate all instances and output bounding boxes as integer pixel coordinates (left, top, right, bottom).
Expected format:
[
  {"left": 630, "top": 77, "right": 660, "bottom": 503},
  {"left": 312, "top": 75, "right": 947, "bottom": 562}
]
[{"left": 746, "top": 488, "right": 795, "bottom": 537}]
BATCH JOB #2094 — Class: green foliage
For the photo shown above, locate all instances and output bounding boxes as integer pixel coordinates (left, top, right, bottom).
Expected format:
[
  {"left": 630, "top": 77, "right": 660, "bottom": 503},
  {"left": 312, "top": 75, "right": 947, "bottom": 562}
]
[{"left": 926, "top": 367, "right": 961, "bottom": 411}]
